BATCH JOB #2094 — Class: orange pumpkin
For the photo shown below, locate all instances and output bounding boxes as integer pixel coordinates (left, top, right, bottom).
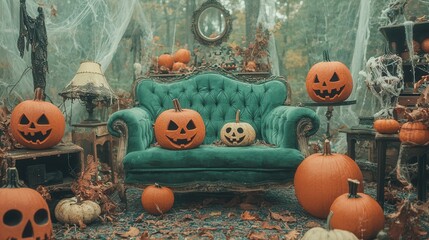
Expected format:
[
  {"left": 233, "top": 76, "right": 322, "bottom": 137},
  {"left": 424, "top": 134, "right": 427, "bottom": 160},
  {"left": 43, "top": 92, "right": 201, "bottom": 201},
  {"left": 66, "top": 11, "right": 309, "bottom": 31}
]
[
  {"left": 158, "top": 54, "right": 175, "bottom": 70},
  {"left": 294, "top": 139, "right": 363, "bottom": 218},
  {"left": 154, "top": 99, "right": 205, "bottom": 150},
  {"left": 10, "top": 88, "right": 65, "bottom": 149},
  {"left": 373, "top": 118, "right": 400, "bottom": 134},
  {"left": 173, "top": 49, "right": 191, "bottom": 64},
  {"left": 141, "top": 183, "right": 174, "bottom": 215},
  {"left": 0, "top": 167, "right": 53, "bottom": 240},
  {"left": 330, "top": 179, "right": 385, "bottom": 240},
  {"left": 306, "top": 51, "right": 353, "bottom": 103},
  {"left": 421, "top": 38, "right": 429, "bottom": 53},
  {"left": 399, "top": 122, "right": 429, "bottom": 145},
  {"left": 172, "top": 62, "right": 187, "bottom": 72}
]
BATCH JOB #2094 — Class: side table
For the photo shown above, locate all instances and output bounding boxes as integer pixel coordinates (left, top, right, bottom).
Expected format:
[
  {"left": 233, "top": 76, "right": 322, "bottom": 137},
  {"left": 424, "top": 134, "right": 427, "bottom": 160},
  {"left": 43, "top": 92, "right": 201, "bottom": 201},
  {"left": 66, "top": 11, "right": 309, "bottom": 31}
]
[
  {"left": 375, "top": 133, "right": 428, "bottom": 208},
  {"left": 339, "top": 128, "right": 376, "bottom": 161},
  {"left": 72, "top": 122, "right": 114, "bottom": 181},
  {"left": 0, "top": 143, "right": 83, "bottom": 191}
]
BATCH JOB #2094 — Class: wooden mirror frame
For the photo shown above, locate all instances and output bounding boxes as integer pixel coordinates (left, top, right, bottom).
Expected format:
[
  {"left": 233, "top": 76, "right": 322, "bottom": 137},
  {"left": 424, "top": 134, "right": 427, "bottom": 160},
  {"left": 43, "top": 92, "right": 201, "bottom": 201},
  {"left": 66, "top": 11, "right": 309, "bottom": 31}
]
[{"left": 191, "top": 0, "right": 232, "bottom": 46}]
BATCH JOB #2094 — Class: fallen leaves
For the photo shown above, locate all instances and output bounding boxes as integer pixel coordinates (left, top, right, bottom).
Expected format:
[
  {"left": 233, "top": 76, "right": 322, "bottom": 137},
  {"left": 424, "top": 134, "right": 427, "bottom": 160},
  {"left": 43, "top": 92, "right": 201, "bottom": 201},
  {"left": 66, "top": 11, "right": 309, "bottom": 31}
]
[
  {"left": 116, "top": 227, "right": 140, "bottom": 238},
  {"left": 241, "top": 211, "right": 261, "bottom": 221}
]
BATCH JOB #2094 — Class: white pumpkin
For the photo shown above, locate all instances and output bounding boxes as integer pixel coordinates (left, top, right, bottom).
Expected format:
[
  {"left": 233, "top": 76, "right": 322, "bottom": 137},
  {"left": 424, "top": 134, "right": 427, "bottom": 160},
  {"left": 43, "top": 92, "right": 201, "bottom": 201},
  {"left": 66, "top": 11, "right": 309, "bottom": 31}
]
[
  {"left": 220, "top": 110, "right": 256, "bottom": 146},
  {"left": 55, "top": 197, "right": 101, "bottom": 224},
  {"left": 301, "top": 211, "right": 359, "bottom": 240}
]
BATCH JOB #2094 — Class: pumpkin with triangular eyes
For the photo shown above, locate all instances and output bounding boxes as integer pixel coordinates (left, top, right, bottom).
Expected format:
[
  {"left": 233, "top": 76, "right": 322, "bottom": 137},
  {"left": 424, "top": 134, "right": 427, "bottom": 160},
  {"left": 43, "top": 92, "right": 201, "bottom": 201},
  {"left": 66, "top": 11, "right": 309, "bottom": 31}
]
[
  {"left": 220, "top": 110, "right": 255, "bottom": 146},
  {"left": 306, "top": 51, "right": 353, "bottom": 103},
  {"left": 154, "top": 99, "right": 205, "bottom": 150},
  {"left": 10, "top": 88, "right": 65, "bottom": 149}
]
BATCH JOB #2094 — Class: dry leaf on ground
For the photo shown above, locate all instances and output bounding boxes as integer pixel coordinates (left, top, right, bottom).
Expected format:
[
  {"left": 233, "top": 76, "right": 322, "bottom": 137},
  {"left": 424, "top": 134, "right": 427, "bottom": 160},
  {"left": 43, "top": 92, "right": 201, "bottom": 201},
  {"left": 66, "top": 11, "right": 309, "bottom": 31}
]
[
  {"left": 284, "top": 229, "right": 300, "bottom": 240},
  {"left": 261, "top": 221, "right": 282, "bottom": 231},
  {"left": 241, "top": 211, "right": 260, "bottom": 221},
  {"left": 247, "top": 231, "right": 267, "bottom": 240},
  {"left": 117, "top": 227, "right": 140, "bottom": 238}
]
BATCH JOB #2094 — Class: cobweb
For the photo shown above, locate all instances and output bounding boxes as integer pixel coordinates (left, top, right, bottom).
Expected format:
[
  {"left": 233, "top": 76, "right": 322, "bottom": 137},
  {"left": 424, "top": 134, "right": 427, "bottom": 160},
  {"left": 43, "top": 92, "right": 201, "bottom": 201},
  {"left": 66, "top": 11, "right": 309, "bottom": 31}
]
[{"left": 0, "top": 0, "right": 152, "bottom": 124}]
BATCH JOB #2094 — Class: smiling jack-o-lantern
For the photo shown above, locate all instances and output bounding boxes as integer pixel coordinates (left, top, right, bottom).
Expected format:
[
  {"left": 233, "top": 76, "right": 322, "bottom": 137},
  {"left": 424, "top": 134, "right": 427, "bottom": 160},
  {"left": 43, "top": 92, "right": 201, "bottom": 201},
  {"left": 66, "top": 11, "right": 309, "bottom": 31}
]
[
  {"left": 0, "top": 167, "right": 53, "bottom": 240},
  {"left": 306, "top": 51, "right": 353, "bottom": 103},
  {"left": 154, "top": 99, "right": 205, "bottom": 150},
  {"left": 220, "top": 110, "right": 256, "bottom": 146},
  {"left": 10, "top": 88, "right": 65, "bottom": 149}
]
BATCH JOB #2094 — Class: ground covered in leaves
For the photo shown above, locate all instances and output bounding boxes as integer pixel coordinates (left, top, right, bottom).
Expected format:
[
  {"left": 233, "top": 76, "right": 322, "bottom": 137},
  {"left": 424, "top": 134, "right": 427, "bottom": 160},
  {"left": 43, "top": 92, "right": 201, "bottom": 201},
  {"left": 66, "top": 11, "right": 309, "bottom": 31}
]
[{"left": 50, "top": 182, "right": 429, "bottom": 240}]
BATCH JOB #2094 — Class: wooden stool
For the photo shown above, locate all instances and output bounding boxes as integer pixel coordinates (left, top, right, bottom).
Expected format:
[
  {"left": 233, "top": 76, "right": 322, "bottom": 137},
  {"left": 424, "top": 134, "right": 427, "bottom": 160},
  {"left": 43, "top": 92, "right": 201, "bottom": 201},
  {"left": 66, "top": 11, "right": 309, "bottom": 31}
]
[{"left": 375, "top": 133, "right": 428, "bottom": 208}]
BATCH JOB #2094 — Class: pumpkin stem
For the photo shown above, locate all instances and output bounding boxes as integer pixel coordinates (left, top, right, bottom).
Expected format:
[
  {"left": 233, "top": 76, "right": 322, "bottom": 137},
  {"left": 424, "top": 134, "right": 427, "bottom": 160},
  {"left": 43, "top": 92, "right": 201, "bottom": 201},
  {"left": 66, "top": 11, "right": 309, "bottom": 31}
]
[
  {"left": 3, "top": 167, "right": 25, "bottom": 188},
  {"left": 323, "top": 50, "right": 331, "bottom": 62},
  {"left": 347, "top": 178, "right": 361, "bottom": 198},
  {"left": 172, "top": 99, "right": 182, "bottom": 112},
  {"left": 235, "top": 109, "right": 241, "bottom": 123},
  {"left": 326, "top": 211, "right": 334, "bottom": 231},
  {"left": 322, "top": 139, "right": 332, "bottom": 156},
  {"left": 154, "top": 183, "right": 162, "bottom": 188},
  {"left": 34, "top": 87, "right": 44, "bottom": 101}
]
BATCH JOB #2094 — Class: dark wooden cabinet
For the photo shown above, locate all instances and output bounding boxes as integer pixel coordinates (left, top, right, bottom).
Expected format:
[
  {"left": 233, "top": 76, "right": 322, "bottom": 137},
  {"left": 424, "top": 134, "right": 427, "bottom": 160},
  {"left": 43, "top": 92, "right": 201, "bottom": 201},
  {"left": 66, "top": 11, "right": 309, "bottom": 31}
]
[{"left": 379, "top": 21, "right": 429, "bottom": 106}]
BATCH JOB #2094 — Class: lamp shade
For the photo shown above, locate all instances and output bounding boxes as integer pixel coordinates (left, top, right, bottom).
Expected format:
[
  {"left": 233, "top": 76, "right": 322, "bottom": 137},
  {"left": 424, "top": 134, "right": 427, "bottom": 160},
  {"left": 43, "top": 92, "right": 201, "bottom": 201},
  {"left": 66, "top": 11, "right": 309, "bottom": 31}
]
[{"left": 59, "top": 61, "right": 117, "bottom": 103}]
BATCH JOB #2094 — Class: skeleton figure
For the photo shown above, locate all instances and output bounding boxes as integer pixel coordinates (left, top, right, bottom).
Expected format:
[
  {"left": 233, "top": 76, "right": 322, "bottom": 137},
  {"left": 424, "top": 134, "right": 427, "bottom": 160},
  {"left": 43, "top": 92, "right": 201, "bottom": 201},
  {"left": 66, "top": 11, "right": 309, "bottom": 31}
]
[
  {"left": 380, "top": 0, "right": 409, "bottom": 25},
  {"left": 17, "top": 0, "right": 48, "bottom": 93}
]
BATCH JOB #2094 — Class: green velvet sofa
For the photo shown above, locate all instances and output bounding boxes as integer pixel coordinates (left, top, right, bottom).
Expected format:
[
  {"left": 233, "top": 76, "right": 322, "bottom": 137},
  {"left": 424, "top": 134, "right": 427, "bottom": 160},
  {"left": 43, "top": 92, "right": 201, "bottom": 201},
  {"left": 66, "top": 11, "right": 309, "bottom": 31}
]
[{"left": 107, "top": 70, "right": 320, "bottom": 201}]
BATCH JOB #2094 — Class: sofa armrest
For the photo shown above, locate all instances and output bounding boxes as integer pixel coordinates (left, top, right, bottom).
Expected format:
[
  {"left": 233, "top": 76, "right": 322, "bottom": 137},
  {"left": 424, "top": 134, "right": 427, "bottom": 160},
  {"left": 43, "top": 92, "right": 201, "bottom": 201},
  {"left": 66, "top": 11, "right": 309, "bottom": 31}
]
[
  {"left": 108, "top": 107, "right": 154, "bottom": 154},
  {"left": 263, "top": 106, "right": 320, "bottom": 156}
]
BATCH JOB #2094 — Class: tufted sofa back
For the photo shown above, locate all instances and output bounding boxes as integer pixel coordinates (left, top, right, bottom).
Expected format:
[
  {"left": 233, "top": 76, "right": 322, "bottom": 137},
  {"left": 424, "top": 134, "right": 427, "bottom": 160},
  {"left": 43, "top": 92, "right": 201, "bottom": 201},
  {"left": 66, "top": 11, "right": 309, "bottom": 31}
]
[{"left": 135, "top": 73, "right": 288, "bottom": 144}]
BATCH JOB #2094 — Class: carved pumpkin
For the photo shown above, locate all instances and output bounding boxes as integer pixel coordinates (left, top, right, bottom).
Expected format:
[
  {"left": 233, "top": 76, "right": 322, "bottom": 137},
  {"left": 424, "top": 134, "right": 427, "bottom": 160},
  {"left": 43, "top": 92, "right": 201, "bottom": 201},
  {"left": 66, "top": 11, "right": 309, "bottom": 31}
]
[
  {"left": 373, "top": 118, "right": 400, "bottom": 134},
  {"left": 158, "top": 53, "right": 174, "bottom": 70},
  {"left": 220, "top": 109, "right": 256, "bottom": 146},
  {"left": 141, "top": 183, "right": 174, "bottom": 215},
  {"left": 294, "top": 139, "right": 363, "bottom": 218},
  {"left": 330, "top": 179, "right": 385, "bottom": 240},
  {"left": 10, "top": 88, "right": 65, "bottom": 149},
  {"left": 154, "top": 98, "right": 205, "bottom": 150},
  {"left": 301, "top": 211, "right": 358, "bottom": 240},
  {"left": 399, "top": 121, "right": 429, "bottom": 145},
  {"left": 172, "top": 62, "right": 187, "bottom": 72},
  {"left": 0, "top": 167, "right": 53, "bottom": 240},
  {"left": 55, "top": 197, "right": 101, "bottom": 225},
  {"left": 173, "top": 49, "right": 191, "bottom": 64},
  {"left": 306, "top": 51, "right": 353, "bottom": 103}
]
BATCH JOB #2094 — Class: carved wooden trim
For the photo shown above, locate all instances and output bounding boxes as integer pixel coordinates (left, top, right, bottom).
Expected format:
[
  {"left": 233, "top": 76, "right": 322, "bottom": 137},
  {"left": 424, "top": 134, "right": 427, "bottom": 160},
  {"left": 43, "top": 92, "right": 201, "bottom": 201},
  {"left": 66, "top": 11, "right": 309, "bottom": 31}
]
[
  {"left": 111, "top": 119, "right": 128, "bottom": 202},
  {"left": 296, "top": 117, "right": 314, "bottom": 157}
]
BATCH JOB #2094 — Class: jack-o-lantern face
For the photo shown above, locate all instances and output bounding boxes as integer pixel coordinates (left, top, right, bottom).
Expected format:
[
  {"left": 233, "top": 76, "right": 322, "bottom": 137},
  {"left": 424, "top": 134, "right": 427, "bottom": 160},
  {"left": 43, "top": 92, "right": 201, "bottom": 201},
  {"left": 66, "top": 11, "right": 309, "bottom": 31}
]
[
  {"left": 10, "top": 88, "right": 65, "bottom": 149},
  {"left": 154, "top": 99, "right": 205, "bottom": 150},
  {"left": 306, "top": 52, "right": 353, "bottom": 103},
  {"left": 0, "top": 168, "right": 53, "bottom": 240},
  {"left": 220, "top": 110, "right": 256, "bottom": 146}
]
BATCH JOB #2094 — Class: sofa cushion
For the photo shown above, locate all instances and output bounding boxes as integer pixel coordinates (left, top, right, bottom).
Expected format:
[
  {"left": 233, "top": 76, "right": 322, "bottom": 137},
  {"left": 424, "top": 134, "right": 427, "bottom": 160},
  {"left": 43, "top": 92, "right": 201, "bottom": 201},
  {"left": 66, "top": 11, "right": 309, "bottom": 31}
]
[
  {"left": 124, "top": 145, "right": 304, "bottom": 171},
  {"left": 135, "top": 73, "right": 288, "bottom": 144},
  {"left": 123, "top": 145, "right": 304, "bottom": 186}
]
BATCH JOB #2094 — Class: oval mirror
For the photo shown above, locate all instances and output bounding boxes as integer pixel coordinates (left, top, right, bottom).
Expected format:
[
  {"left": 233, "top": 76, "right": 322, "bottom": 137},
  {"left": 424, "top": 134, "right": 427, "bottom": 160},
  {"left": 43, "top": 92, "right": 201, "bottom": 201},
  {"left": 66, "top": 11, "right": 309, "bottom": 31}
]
[{"left": 192, "top": 0, "right": 232, "bottom": 46}]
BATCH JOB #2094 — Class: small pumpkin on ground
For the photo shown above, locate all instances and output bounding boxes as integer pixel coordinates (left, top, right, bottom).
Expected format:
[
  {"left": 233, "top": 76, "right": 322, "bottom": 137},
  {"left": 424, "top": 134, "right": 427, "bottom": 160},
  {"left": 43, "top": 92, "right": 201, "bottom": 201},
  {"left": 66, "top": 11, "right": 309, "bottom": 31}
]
[
  {"left": 55, "top": 197, "right": 101, "bottom": 225},
  {"left": 399, "top": 121, "right": 429, "bottom": 145},
  {"left": 141, "top": 183, "right": 174, "bottom": 215},
  {"left": 294, "top": 139, "right": 363, "bottom": 218},
  {"left": 154, "top": 98, "right": 205, "bottom": 150},
  {"left": 10, "top": 88, "right": 65, "bottom": 149},
  {"left": 301, "top": 211, "right": 358, "bottom": 240},
  {"left": 306, "top": 51, "right": 353, "bottom": 103},
  {"left": 329, "top": 179, "right": 385, "bottom": 240},
  {"left": 158, "top": 53, "right": 175, "bottom": 70},
  {"left": 373, "top": 118, "right": 401, "bottom": 134},
  {"left": 173, "top": 49, "right": 191, "bottom": 64},
  {"left": 0, "top": 167, "right": 53, "bottom": 240},
  {"left": 220, "top": 109, "right": 256, "bottom": 146}
]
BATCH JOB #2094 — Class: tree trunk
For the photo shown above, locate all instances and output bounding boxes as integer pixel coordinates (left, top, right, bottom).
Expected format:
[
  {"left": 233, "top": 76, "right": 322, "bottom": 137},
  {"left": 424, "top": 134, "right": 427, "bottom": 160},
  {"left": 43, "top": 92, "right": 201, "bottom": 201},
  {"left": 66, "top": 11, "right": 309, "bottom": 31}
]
[
  {"left": 186, "top": 0, "right": 196, "bottom": 51},
  {"left": 245, "top": 0, "right": 260, "bottom": 45}
]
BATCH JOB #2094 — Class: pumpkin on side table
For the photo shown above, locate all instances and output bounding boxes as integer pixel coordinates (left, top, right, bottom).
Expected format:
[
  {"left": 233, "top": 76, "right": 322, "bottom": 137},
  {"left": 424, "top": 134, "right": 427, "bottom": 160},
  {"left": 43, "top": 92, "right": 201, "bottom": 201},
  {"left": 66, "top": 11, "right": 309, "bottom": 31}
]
[
  {"left": 10, "top": 88, "right": 65, "bottom": 149},
  {"left": 399, "top": 121, "right": 429, "bottom": 145},
  {"left": 373, "top": 118, "right": 400, "bottom": 134}
]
